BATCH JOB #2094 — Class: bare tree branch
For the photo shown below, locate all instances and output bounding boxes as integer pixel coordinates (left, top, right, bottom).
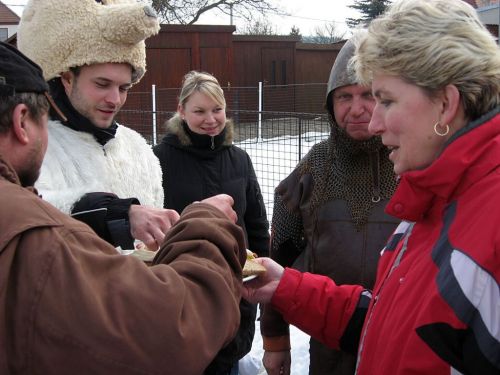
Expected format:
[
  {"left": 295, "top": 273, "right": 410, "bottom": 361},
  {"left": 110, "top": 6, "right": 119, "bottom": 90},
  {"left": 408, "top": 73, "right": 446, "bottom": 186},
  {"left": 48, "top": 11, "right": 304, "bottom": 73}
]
[
  {"left": 302, "top": 22, "right": 346, "bottom": 44},
  {"left": 238, "top": 17, "right": 278, "bottom": 35},
  {"left": 149, "top": 0, "right": 286, "bottom": 25}
]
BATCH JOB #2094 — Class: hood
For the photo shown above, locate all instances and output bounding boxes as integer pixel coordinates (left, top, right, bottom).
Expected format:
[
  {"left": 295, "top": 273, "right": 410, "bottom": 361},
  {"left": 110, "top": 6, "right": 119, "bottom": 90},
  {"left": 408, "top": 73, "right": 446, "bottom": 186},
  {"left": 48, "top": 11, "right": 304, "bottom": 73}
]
[{"left": 325, "top": 37, "right": 358, "bottom": 119}]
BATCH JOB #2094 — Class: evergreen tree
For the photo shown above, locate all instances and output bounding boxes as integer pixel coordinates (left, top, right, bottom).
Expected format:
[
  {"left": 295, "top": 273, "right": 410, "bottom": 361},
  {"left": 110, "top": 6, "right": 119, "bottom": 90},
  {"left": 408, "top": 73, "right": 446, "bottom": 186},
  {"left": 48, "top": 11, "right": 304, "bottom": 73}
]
[
  {"left": 290, "top": 25, "right": 301, "bottom": 37},
  {"left": 346, "top": 0, "right": 391, "bottom": 28}
]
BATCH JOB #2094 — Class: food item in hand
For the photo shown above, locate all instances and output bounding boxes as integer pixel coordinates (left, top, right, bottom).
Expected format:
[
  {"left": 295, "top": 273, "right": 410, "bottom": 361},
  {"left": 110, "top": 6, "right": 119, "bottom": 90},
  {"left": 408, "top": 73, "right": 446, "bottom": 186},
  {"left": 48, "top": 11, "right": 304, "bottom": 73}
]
[
  {"left": 132, "top": 241, "right": 157, "bottom": 264},
  {"left": 243, "top": 249, "right": 266, "bottom": 277},
  {"left": 135, "top": 241, "right": 156, "bottom": 252}
]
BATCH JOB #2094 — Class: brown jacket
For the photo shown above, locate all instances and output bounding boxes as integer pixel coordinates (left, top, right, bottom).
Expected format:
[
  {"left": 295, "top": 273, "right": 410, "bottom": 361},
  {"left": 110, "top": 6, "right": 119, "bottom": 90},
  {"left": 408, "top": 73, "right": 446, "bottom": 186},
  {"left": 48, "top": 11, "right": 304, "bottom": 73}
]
[{"left": 0, "top": 155, "right": 245, "bottom": 375}]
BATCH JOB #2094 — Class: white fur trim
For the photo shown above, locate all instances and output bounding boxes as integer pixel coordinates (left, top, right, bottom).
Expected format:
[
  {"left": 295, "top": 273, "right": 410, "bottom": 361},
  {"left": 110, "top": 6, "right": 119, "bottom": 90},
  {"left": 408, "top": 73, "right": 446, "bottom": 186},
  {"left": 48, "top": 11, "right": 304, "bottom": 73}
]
[{"left": 36, "top": 120, "right": 164, "bottom": 213}]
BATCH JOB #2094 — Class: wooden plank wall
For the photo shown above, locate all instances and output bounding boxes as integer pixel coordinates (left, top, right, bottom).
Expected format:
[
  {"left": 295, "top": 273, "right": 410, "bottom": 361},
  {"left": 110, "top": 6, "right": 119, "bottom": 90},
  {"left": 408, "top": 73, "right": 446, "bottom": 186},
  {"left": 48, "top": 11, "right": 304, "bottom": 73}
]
[{"left": 118, "top": 25, "right": 345, "bottom": 127}]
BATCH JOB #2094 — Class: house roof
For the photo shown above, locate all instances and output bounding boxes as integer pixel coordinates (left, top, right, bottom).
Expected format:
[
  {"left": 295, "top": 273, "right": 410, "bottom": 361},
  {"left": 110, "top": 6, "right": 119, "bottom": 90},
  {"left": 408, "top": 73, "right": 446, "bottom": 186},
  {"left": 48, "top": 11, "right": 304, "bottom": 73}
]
[{"left": 0, "top": 0, "right": 20, "bottom": 24}]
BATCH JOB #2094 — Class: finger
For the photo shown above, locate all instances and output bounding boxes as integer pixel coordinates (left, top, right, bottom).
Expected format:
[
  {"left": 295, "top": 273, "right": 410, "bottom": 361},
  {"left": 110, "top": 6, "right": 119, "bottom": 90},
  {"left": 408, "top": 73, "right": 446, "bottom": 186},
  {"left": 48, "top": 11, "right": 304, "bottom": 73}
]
[
  {"left": 166, "top": 209, "right": 180, "bottom": 224},
  {"left": 224, "top": 194, "right": 234, "bottom": 206},
  {"left": 138, "top": 233, "right": 156, "bottom": 251},
  {"left": 152, "top": 229, "right": 166, "bottom": 248},
  {"left": 158, "top": 213, "right": 178, "bottom": 233}
]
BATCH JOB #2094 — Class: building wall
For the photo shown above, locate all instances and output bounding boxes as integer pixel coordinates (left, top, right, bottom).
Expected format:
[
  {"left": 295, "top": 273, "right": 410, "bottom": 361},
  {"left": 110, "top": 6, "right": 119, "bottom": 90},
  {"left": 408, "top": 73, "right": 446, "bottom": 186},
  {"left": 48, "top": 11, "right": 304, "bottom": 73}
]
[
  {"left": 118, "top": 27, "right": 346, "bottom": 127},
  {"left": 130, "top": 24, "right": 235, "bottom": 115},
  {"left": 0, "top": 24, "right": 17, "bottom": 41}
]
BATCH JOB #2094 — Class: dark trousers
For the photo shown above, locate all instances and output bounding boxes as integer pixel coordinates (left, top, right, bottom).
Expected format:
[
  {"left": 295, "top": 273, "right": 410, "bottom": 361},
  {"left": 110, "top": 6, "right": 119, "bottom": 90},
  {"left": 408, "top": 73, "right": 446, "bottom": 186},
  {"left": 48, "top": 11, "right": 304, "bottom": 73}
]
[{"left": 309, "top": 338, "right": 356, "bottom": 375}]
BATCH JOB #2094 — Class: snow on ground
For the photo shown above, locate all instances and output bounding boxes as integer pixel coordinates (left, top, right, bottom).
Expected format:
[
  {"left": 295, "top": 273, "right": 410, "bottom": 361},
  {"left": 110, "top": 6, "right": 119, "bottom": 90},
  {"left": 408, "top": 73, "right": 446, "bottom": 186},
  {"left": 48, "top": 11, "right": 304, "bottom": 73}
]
[
  {"left": 236, "top": 133, "right": 329, "bottom": 374},
  {"left": 239, "top": 317, "right": 311, "bottom": 375},
  {"left": 239, "top": 132, "right": 328, "bottom": 219}
]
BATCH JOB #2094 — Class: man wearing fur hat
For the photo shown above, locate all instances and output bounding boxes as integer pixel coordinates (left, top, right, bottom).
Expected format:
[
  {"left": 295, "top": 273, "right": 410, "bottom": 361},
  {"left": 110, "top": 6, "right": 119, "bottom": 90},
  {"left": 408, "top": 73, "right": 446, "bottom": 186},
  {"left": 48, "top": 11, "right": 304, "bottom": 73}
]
[
  {"left": 259, "top": 35, "right": 399, "bottom": 375},
  {"left": 16, "top": 0, "right": 178, "bottom": 251},
  {"left": 0, "top": 40, "right": 246, "bottom": 375}
]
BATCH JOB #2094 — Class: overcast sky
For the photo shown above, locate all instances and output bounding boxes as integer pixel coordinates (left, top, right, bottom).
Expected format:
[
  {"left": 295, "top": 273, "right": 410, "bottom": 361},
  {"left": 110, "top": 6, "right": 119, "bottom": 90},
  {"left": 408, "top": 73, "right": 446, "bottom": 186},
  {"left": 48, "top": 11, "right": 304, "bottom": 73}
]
[
  {"left": 196, "top": 0, "right": 361, "bottom": 36},
  {"left": 4, "top": 0, "right": 361, "bottom": 36}
]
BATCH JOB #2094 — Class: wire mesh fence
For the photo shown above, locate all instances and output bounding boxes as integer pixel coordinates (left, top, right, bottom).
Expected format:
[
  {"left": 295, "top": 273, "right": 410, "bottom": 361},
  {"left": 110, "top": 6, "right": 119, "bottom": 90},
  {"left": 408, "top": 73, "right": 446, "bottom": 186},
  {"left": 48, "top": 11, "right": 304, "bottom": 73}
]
[
  {"left": 116, "top": 83, "right": 332, "bottom": 219},
  {"left": 232, "top": 112, "right": 330, "bottom": 218},
  {"left": 119, "top": 83, "right": 329, "bottom": 141}
]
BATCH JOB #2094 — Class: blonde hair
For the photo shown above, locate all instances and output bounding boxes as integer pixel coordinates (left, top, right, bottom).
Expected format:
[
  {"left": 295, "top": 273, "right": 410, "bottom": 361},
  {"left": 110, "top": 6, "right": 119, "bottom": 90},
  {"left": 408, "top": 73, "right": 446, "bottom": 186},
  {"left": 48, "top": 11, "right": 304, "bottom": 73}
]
[
  {"left": 354, "top": 0, "right": 500, "bottom": 120},
  {"left": 178, "top": 71, "right": 226, "bottom": 109}
]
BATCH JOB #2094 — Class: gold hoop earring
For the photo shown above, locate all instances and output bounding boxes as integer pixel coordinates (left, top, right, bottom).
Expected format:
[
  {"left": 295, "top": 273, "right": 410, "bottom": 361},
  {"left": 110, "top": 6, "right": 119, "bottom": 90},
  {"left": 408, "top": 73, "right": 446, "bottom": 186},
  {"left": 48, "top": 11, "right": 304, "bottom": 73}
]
[{"left": 434, "top": 122, "right": 449, "bottom": 137}]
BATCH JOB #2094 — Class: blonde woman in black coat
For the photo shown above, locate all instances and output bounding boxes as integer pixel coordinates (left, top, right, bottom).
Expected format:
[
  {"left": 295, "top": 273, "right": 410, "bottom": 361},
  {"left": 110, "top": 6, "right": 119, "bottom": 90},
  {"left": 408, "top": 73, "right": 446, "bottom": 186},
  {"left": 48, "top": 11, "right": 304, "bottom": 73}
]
[{"left": 153, "top": 71, "right": 270, "bottom": 375}]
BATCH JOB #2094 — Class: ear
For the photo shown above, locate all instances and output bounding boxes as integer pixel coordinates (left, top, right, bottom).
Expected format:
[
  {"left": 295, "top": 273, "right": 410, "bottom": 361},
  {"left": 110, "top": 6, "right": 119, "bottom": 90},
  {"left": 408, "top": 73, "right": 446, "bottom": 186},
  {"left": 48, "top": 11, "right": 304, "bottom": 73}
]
[
  {"left": 439, "top": 84, "right": 462, "bottom": 128},
  {"left": 11, "top": 104, "right": 31, "bottom": 145},
  {"left": 60, "top": 71, "right": 75, "bottom": 95},
  {"left": 177, "top": 103, "right": 185, "bottom": 118}
]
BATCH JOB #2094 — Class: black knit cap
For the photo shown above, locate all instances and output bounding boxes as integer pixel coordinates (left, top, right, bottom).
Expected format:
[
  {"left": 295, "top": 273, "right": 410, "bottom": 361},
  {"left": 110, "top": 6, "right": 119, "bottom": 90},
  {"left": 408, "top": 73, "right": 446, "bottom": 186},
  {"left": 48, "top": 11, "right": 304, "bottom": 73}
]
[{"left": 0, "top": 41, "right": 49, "bottom": 97}]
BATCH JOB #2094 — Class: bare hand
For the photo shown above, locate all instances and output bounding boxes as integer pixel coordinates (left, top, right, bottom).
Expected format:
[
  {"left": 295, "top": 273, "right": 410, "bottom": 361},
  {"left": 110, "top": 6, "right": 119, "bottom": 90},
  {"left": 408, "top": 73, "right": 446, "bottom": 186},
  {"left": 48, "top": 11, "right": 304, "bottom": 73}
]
[
  {"left": 241, "top": 257, "right": 284, "bottom": 304},
  {"left": 263, "top": 351, "right": 291, "bottom": 375},
  {"left": 129, "top": 205, "right": 180, "bottom": 250},
  {"left": 201, "top": 194, "right": 237, "bottom": 223}
]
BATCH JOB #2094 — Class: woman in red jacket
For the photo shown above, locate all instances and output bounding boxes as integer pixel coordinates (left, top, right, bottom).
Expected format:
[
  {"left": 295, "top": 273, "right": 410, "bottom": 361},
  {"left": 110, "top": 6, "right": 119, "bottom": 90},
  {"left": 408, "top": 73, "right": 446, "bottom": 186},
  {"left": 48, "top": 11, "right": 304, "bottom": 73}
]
[{"left": 243, "top": 0, "right": 500, "bottom": 374}]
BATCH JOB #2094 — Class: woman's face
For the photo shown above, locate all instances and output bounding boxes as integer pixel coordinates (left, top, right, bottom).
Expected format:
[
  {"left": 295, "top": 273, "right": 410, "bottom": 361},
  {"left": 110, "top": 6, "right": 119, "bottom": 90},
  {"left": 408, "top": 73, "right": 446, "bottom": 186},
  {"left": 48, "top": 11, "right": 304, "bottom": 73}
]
[
  {"left": 369, "top": 74, "right": 448, "bottom": 176},
  {"left": 179, "top": 91, "right": 226, "bottom": 136}
]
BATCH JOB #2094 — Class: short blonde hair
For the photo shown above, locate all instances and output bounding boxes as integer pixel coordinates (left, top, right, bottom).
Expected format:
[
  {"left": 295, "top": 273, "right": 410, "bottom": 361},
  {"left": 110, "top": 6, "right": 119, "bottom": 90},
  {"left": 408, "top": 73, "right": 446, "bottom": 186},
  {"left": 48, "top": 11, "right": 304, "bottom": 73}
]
[
  {"left": 178, "top": 71, "right": 226, "bottom": 108},
  {"left": 354, "top": 0, "right": 500, "bottom": 120}
]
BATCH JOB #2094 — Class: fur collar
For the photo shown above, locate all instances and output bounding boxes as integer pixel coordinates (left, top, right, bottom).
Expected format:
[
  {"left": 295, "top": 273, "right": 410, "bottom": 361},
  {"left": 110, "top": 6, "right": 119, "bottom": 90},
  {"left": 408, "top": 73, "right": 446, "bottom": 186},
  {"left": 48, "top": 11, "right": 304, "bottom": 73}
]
[{"left": 165, "top": 114, "right": 234, "bottom": 147}]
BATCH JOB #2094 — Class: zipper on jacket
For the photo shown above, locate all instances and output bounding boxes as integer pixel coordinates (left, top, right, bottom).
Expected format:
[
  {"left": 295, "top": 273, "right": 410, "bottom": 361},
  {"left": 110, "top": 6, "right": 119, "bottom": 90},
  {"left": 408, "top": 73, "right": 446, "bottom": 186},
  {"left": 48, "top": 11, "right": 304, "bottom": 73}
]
[
  {"left": 355, "top": 222, "right": 414, "bottom": 374},
  {"left": 210, "top": 136, "right": 215, "bottom": 150}
]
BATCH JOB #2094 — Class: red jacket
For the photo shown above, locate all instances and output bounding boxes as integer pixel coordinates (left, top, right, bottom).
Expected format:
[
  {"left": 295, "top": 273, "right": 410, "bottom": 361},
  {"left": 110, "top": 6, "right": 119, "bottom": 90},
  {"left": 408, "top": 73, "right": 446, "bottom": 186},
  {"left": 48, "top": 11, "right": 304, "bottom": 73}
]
[{"left": 271, "top": 109, "right": 500, "bottom": 374}]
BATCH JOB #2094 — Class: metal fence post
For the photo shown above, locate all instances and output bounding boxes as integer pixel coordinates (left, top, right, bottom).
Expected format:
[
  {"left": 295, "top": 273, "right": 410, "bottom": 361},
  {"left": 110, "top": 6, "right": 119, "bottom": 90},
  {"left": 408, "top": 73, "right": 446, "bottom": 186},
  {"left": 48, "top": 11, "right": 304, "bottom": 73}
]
[
  {"left": 152, "top": 84, "right": 157, "bottom": 146},
  {"left": 258, "top": 81, "right": 263, "bottom": 142},
  {"left": 298, "top": 117, "right": 302, "bottom": 160}
]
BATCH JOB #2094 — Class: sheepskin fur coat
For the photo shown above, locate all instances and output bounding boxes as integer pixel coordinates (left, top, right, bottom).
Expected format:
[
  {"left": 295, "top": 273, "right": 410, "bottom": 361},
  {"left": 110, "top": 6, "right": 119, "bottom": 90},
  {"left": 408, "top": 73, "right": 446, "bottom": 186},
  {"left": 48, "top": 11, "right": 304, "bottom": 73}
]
[{"left": 36, "top": 119, "right": 164, "bottom": 214}]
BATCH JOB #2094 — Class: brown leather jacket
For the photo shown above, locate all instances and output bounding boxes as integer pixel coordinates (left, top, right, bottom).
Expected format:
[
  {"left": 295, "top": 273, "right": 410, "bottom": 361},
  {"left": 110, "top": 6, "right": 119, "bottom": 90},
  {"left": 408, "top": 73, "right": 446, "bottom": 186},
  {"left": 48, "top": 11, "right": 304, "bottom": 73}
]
[{"left": 0, "top": 155, "right": 245, "bottom": 375}]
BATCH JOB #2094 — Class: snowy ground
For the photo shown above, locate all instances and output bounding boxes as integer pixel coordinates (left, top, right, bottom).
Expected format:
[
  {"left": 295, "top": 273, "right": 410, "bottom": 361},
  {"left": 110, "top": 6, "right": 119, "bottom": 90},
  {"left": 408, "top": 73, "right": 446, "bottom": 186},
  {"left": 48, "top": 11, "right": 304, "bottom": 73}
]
[
  {"left": 239, "top": 317, "right": 311, "bottom": 375},
  {"left": 236, "top": 133, "right": 329, "bottom": 375},
  {"left": 238, "top": 132, "right": 329, "bottom": 220}
]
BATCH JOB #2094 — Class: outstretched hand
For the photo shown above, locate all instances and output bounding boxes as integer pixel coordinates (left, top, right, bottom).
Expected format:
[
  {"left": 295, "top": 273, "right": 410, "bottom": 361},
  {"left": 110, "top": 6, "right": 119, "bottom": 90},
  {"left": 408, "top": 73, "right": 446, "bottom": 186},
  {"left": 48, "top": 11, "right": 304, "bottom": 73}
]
[
  {"left": 263, "top": 350, "right": 291, "bottom": 375},
  {"left": 201, "top": 194, "right": 237, "bottom": 223},
  {"left": 129, "top": 204, "right": 180, "bottom": 250},
  {"left": 241, "top": 257, "right": 285, "bottom": 304}
]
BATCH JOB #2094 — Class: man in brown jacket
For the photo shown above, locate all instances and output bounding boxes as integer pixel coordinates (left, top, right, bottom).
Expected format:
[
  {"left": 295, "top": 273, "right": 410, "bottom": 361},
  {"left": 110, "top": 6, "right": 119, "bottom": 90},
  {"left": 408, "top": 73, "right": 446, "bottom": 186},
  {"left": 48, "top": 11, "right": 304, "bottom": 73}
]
[{"left": 0, "top": 41, "right": 246, "bottom": 375}]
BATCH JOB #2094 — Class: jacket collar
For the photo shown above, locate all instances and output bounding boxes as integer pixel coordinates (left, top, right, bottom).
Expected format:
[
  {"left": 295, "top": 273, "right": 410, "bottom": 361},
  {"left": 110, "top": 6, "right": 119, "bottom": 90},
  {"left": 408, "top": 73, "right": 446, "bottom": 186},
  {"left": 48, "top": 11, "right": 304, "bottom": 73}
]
[
  {"left": 387, "top": 108, "right": 500, "bottom": 221},
  {"left": 0, "top": 153, "right": 38, "bottom": 195},
  {"left": 163, "top": 114, "right": 234, "bottom": 149},
  {"left": 0, "top": 154, "right": 20, "bottom": 185}
]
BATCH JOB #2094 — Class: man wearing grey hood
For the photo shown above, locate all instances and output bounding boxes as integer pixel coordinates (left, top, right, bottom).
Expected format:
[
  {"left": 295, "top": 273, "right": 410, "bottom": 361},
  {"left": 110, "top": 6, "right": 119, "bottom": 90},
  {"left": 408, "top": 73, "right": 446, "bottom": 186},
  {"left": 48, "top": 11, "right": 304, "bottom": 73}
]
[{"left": 259, "top": 34, "right": 399, "bottom": 375}]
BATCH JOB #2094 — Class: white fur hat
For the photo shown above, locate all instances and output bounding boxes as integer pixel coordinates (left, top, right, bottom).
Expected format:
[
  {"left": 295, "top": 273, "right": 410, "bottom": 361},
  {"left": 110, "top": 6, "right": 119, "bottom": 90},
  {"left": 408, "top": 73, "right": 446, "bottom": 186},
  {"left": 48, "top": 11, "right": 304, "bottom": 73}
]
[{"left": 17, "top": 0, "right": 160, "bottom": 83}]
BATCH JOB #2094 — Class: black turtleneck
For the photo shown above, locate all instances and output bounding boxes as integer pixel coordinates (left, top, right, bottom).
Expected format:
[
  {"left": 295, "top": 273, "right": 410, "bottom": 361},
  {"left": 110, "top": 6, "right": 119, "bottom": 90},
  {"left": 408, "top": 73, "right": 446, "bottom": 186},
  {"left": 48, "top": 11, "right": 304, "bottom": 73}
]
[
  {"left": 181, "top": 121, "right": 227, "bottom": 150},
  {"left": 48, "top": 78, "right": 117, "bottom": 146}
]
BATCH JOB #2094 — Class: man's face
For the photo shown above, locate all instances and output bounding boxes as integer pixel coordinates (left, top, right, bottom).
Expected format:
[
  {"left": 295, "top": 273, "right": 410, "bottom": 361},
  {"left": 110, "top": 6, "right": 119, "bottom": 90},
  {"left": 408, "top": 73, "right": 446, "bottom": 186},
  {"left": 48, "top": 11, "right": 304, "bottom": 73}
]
[
  {"left": 332, "top": 84, "right": 375, "bottom": 141},
  {"left": 18, "top": 111, "right": 48, "bottom": 187},
  {"left": 62, "top": 63, "right": 132, "bottom": 129}
]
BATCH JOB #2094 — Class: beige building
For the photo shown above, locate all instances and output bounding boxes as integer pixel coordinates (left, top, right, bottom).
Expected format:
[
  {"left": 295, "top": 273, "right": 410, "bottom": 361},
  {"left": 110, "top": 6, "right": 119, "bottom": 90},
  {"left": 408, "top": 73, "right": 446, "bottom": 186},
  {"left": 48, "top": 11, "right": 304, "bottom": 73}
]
[{"left": 0, "top": 0, "right": 19, "bottom": 42}]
